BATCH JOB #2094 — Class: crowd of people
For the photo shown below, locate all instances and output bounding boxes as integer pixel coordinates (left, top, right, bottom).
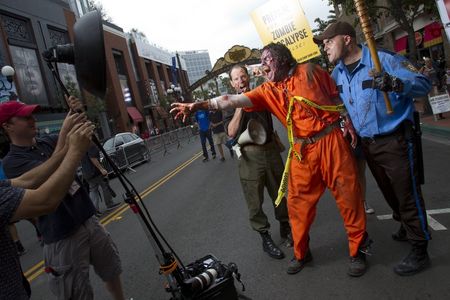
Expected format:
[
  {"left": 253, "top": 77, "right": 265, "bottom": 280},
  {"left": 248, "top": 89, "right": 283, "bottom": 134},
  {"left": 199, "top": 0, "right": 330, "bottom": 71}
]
[
  {"left": 0, "top": 20, "right": 436, "bottom": 299},
  {"left": 171, "top": 21, "right": 432, "bottom": 278}
]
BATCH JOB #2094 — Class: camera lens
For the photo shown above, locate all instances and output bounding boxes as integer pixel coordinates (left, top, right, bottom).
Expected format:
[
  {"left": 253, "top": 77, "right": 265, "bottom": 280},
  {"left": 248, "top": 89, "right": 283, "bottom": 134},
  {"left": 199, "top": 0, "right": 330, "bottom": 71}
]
[{"left": 184, "top": 268, "right": 218, "bottom": 294}]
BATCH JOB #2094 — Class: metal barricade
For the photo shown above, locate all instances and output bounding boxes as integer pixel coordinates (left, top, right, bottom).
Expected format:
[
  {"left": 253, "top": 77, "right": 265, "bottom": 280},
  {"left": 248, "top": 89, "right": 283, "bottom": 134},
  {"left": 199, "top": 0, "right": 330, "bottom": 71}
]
[{"left": 142, "top": 126, "right": 198, "bottom": 156}]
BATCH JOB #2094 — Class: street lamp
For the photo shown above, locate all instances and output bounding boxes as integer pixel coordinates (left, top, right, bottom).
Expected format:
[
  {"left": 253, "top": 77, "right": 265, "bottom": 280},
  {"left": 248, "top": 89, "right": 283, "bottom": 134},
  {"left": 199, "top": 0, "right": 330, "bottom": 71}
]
[
  {"left": 166, "top": 83, "right": 183, "bottom": 102},
  {"left": 1, "top": 65, "right": 15, "bottom": 89},
  {"left": 1, "top": 65, "right": 17, "bottom": 101},
  {"left": 208, "top": 90, "right": 215, "bottom": 98}
]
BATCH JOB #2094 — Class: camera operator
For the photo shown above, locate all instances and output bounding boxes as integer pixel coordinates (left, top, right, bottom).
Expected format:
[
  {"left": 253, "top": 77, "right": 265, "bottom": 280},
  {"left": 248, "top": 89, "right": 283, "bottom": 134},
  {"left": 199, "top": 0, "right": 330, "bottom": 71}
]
[
  {"left": 0, "top": 120, "right": 94, "bottom": 299},
  {"left": 0, "top": 98, "right": 125, "bottom": 300}
]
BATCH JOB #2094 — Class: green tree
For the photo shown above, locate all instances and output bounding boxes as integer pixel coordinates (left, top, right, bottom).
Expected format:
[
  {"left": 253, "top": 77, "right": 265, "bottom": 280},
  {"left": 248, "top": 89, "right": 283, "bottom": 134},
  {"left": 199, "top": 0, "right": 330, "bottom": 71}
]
[
  {"left": 65, "top": 75, "right": 104, "bottom": 128},
  {"left": 219, "top": 75, "right": 235, "bottom": 94},
  {"left": 329, "top": 0, "right": 439, "bottom": 64},
  {"left": 130, "top": 28, "right": 148, "bottom": 43},
  {"left": 312, "top": 9, "right": 337, "bottom": 35},
  {"left": 159, "top": 95, "right": 171, "bottom": 110},
  {"left": 192, "top": 89, "right": 204, "bottom": 100},
  {"left": 86, "top": 0, "right": 113, "bottom": 22}
]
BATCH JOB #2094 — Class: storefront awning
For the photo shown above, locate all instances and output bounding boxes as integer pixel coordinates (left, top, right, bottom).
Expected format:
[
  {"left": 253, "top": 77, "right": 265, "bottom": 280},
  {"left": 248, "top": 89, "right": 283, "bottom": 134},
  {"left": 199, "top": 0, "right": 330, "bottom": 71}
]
[
  {"left": 394, "top": 36, "right": 408, "bottom": 55},
  {"left": 127, "top": 106, "right": 143, "bottom": 123},
  {"left": 424, "top": 22, "right": 443, "bottom": 48}
]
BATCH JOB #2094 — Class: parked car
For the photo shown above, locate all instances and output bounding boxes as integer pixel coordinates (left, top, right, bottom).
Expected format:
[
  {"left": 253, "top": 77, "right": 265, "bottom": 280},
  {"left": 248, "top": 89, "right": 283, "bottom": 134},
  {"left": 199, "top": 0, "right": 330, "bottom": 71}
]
[{"left": 100, "top": 132, "right": 150, "bottom": 174}]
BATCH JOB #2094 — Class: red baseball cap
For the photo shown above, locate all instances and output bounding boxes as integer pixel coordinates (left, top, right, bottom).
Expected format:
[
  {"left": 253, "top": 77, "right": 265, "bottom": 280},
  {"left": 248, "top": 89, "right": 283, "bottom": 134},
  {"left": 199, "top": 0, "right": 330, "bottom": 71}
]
[{"left": 0, "top": 101, "right": 40, "bottom": 124}]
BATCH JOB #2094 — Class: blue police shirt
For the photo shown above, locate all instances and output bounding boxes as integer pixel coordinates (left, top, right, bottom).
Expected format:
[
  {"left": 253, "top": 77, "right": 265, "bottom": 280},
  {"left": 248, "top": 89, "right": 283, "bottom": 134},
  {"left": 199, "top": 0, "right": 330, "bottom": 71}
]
[
  {"left": 195, "top": 110, "right": 210, "bottom": 132},
  {"left": 331, "top": 45, "right": 431, "bottom": 138}
]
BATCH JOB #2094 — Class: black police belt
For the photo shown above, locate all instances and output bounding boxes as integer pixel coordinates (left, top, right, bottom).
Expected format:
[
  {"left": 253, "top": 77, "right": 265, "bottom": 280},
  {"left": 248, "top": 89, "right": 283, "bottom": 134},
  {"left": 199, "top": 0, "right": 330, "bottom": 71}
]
[{"left": 361, "top": 121, "right": 413, "bottom": 144}]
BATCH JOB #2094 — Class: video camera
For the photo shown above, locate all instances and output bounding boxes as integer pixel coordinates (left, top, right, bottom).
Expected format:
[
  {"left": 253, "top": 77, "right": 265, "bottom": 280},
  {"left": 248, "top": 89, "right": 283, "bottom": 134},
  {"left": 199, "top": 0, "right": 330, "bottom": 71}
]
[{"left": 178, "top": 254, "right": 244, "bottom": 300}]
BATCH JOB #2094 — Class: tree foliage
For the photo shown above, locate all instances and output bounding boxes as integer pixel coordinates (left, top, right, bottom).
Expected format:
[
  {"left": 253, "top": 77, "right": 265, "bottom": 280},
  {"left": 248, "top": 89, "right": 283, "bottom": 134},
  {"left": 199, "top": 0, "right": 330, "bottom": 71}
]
[
  {"left": 329, "top": 0, "right": 439, "bottom": 64},
  {"left": 65, "top": 75, "right": 104, "bottom": 127},
  {"left": 86, "top": 0, "right": 113, "bottom": 22},
  {"left": 130, "top": 28, "right": 148, "bottom": 43},
  {"left": 311, "top": 9, "right": 339, "bottom": 69},
  {"left": 219, "top": 75, "right": 235, "bottom": 94}
]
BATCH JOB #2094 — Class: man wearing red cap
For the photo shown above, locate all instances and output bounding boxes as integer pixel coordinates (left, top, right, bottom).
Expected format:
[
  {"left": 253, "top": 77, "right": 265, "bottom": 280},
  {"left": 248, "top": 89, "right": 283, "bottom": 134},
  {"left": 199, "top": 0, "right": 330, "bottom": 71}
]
[
  {"left": 0, "top": 119, "right": 94, "bottom": 299},
  {"left": 0, "top": 99, "right": 125, "bottom": 299}
]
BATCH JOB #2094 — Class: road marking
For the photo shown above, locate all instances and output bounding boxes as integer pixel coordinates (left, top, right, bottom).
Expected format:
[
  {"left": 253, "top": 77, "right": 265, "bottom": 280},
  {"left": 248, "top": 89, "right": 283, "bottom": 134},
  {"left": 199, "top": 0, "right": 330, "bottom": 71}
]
[
  {"left": 377, "top": 208, "right": 450, "bottom": 231},
  {"left": 24, "top": 151, "right": 202, "bottom": 282}
]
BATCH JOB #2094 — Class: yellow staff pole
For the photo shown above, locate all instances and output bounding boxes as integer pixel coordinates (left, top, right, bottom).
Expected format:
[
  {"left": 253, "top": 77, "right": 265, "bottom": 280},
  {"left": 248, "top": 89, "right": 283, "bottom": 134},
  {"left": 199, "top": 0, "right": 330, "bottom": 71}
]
[{"left": 354, "top": 0, "right": 394, "bottom": 114}]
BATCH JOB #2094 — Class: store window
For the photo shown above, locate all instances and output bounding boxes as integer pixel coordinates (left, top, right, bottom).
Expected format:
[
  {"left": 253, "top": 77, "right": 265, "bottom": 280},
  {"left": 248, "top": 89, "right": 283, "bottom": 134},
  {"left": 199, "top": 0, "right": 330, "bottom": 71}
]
[
  {"left": 9, "top": 45, "right": 47, "bottom": 105},
  {"left": 1, "top": 12, "right": 48, "bottom": 105},
  {"left": 113, "top": 50, "right": 133, "bottom": 105}
]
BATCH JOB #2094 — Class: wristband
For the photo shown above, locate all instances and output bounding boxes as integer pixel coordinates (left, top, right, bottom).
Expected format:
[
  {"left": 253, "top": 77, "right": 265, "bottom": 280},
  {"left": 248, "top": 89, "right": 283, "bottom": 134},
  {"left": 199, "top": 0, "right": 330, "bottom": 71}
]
[{"left": 208, "top": 98, "right": 218, "bottom": 110}]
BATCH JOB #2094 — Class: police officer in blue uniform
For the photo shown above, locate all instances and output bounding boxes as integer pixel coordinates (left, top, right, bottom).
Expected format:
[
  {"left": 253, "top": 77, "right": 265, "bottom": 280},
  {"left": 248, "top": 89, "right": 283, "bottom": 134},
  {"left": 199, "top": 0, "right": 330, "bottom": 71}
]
[{"left": 314, "top": 21, "right": 432, "bottom": 276}]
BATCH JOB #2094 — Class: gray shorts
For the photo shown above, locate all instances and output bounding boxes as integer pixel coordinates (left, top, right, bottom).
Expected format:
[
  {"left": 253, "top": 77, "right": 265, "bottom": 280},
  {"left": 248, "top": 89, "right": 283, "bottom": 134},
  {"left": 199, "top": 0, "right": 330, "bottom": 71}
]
[
  {"left": 44, "top": 216, "right": 122, "bottom": 299},
  {"left": 213, "top": 132, "right": 228, "bottom": 145}
]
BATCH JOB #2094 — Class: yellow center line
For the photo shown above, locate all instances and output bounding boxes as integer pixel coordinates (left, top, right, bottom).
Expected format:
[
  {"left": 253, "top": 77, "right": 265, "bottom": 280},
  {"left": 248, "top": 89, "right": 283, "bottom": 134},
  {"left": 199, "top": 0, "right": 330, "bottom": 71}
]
[{"left": 25, "top": 151, "right": 202, "bottom": 282}]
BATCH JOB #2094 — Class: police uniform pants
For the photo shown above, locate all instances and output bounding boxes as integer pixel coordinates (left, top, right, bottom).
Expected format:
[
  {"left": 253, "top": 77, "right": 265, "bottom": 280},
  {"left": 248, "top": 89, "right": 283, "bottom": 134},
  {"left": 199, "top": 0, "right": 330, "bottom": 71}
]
[
  {"left": 361, "top": 127, "right": 430, "bottom": 241},
  {"left": 288, "top": 129, "right": 367, "bottom": 260}
]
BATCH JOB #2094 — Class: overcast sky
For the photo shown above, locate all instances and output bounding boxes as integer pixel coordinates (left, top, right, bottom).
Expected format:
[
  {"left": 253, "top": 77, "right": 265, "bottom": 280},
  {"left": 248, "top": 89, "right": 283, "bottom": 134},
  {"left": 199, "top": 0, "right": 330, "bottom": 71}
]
[{"left": 99, "top": 0, "right": 333, "bottom": 64}]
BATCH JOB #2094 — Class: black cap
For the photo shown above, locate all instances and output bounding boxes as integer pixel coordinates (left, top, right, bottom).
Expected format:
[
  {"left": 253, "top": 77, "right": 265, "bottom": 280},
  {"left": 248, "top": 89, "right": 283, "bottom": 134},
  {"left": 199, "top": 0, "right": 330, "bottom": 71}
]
[{"left": 313, "top": 21, "right": 356, "bottom": 44}]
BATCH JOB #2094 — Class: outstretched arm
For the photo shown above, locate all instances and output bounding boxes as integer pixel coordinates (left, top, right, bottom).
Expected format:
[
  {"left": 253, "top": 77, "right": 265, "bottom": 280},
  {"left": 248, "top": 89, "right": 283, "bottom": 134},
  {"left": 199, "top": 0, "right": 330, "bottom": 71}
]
[{"left": 170, "top": 94, "right": 252, "bottom": 122}]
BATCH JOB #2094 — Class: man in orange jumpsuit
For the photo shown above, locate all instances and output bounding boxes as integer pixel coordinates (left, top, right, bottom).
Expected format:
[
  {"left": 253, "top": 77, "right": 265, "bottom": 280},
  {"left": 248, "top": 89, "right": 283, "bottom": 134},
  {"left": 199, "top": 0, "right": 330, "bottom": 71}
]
[{"left": 171, "top": 43, "right": 369, "bottom": 277}]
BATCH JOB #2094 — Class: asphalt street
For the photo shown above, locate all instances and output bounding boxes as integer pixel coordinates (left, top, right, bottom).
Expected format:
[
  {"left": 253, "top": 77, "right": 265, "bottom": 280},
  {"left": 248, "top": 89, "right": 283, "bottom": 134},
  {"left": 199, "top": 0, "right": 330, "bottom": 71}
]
[{"left": 16, "top": 119, "right": 450, "bottom": 299}]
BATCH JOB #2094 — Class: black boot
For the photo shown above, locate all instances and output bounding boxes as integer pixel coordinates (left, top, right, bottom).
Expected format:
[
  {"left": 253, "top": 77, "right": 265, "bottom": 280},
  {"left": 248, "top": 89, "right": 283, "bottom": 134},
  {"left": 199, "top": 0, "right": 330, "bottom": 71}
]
[
  {"left": 394, "top": 240, "right": 430, "bottom": 276},
  {"left": 260, "top": 232, "right": 284, "bottom": 259},
  {"left": 392, "top": 224, "right": 408, "bottom": 242}
]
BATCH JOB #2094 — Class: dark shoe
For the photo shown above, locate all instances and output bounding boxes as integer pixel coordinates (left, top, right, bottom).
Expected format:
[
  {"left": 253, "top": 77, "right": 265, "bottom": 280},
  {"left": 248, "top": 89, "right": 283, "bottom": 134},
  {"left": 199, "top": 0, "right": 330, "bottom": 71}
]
[
  {"left": 95, "top": 210, "right": 102, "bottom": 217},
  {"left": 202, "top": 157, "right": 209, "bottom": 162},
  {"left": 212, "top": 154, "right": 216, "bottom": 159},
  {"left": 106, "top": 202, "right": 121, "bottom": 211},
  {"left": 394, "top": 241, "right": 430, "bottom": 276},
  {"left": 261, "top": 232, "right": 285, "bottom": 259},
  {"left": 392, "top": 225, "right": 408, "bottom": 242},
  {"left": 220, "top": 157, "right": 225, "bottom": 162},
  {"left": 287, "top": 250, "right": 312, "bottom": 274},
  {"left": 348, "top": 252, "right": 367, "bottom": 277}
]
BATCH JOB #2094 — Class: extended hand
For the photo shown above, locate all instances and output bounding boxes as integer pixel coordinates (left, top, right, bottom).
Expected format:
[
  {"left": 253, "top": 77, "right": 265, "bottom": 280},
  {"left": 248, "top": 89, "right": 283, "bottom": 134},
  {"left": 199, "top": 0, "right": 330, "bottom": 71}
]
[
  {"left": 66, "top": 95, "right": 84, "bottom": 112},
  {"left": 370, "top": 70, "right": 403, "bottom": 93},
  {"left": 67, "top": 122, "right": 95, "bottom": 154},
  {"left": 341, "top": 115, "right": 357, "bottom": 148},
  {"left": 170, "top": 102, "right": 195, "bottom": 122}
]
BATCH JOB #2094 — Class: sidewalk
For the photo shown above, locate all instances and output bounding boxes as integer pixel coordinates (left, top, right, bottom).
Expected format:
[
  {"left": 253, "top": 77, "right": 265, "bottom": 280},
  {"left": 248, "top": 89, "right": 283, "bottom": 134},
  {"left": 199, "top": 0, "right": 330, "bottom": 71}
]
[{"left": 420, "top": 111, "right": 450, "bottom": 141}]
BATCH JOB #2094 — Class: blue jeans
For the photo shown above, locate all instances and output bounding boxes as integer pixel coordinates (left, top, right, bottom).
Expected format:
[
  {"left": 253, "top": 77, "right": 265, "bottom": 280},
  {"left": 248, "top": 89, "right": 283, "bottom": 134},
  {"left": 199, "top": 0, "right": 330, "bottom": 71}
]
[{"left": 199, "top": 129, "right": 216, "bottom": 159}]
